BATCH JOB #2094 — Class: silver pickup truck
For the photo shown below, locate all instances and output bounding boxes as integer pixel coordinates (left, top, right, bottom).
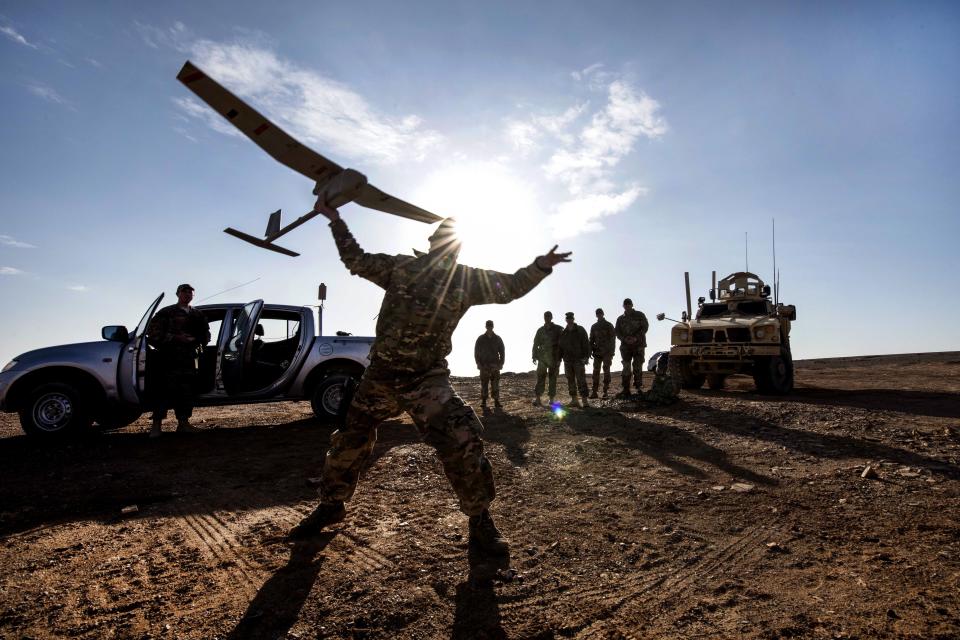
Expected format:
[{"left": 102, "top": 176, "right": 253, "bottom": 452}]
[{"left": 0, "top": 293, "right": 372, "bottom": 438}]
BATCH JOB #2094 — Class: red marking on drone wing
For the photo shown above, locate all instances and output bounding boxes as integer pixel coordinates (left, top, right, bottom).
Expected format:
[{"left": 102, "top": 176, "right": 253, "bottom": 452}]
[{"left": 254, "top": 123, "right": 270, "bottom": 135}]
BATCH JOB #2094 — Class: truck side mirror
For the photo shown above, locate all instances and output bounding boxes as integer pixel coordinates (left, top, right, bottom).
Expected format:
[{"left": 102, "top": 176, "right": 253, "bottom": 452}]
[
  {"left": 681, "top": 311, "right": 688, "bottom": 322},
  {"left": 656, "top": 313, "right": 665, "bottom": 321},
  {"left": 102, "top": 325, "right": 129, "bottom": 342},
  {"left": 709, "top": 288, "right": 716, "bottom": 301}
]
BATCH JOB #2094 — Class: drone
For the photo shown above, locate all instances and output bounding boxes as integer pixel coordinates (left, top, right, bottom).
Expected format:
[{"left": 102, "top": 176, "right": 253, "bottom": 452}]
[{"left": 176, "top": 61, "right": 442, "bottom": 257}]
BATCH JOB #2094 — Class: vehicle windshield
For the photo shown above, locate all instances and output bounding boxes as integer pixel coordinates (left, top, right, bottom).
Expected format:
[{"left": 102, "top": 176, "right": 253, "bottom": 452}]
[
  {"left": 698, "top": 300, "right": 770, "bottom": 318},
  {"left": 699, "top": 304, "right": 729, "bottom": 318}
]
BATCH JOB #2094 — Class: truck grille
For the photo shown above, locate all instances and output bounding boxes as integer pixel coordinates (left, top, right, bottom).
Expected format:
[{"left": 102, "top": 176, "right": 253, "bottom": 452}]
[{"left": 692, "top": 328, "right": 752, "bottom": 344}]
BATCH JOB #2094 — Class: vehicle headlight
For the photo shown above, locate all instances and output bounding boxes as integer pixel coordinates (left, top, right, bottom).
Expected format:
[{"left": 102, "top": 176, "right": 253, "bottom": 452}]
[
  {"left": 1, "top": 359, "right": 18, "bottom": 373},
  {"left": 753, "top": 326, "right": 777, "bottom": 341}
]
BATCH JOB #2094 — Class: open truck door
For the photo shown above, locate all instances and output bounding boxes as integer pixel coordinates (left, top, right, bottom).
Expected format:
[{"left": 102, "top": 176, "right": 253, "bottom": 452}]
[
  {"left": 221, "top": 299, "right": 264, "bottom": 394},
  {"left": 117, "top": 293, "right": 165, "bottom": 404}
]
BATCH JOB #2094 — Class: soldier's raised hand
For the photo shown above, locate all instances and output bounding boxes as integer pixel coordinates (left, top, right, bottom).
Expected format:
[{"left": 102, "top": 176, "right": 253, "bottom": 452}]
[
  {"left": 314, "top": 199, "right": 341, "bottom": 222},
  {"left": 536, "top": 245, "right": 572, "bottom": 270}
]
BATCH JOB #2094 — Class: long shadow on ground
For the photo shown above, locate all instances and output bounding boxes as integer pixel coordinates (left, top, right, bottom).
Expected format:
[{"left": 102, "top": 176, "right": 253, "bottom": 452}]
[{"left": 0, "top": 418, "right": 421, "bottom": 536}]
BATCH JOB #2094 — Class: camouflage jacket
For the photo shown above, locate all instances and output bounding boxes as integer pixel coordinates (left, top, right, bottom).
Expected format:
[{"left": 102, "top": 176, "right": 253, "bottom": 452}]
[
  {"left": 642, "top": 373, "right": 679, "bottom": 405},
  {"left": 531, "top": 322, "right": 563, "bottom": 366},
  {"left": 147, "top": 304, "right": 210, "bottom": 353},
  {"left": 474, "top": 332, "right": 505, "bottom": 369},
  {"left": 330, "top": 218, "right": 550, "bottom": 375},
  {"left": 589, "top": 318, "right": 616, "bottom": 357},
  {"left": 615, "top": 309, "right": 649, "bottom": 348},
  {"left": 559, "top": 323, "right": 590, "bottom": 361}
]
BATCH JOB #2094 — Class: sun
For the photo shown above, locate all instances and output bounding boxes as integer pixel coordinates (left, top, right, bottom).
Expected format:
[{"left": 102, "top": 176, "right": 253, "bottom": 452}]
[{"left": 411, "top": 161, "right": 544, "bottom": 269}]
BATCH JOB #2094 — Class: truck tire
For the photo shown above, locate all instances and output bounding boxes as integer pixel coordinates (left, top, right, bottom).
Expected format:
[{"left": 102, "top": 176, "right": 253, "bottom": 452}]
[
  {"left": 706, "top": 374, "right": 727, "bottom": 390},
  {"left": 753, "top": 347, "right": 794, "bottom": 395},
  {"left": 19, "top": 382, "right": 92, "bottom": 438},
  {"left": 310, "top": 373, "right": 357, "bottom": 423},
  {"left": 669, "top": 355, "right": 705, "bottom": 390}
]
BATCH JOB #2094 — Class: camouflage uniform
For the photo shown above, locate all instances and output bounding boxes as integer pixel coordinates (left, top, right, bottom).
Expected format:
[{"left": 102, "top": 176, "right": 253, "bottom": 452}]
[
  {"left": 146, "top": 304, "right": 210, "bottom": 422},
  {"left": 559, "top": 321, "right": 590, "bottom": 401},
  {"left": 474, "top": 331, "right": 505, "bottom": 405},
  {"left": 319, "top": 218, "right": 551, "bottom": 516},
  {"left": 532, "top": 322, "right": 562, "bottom": 400},
  {"left": 641, "top": 372, "right": 679, "bottom": 405},
  {"left": 589, "top": 317, "right": 616, "bottom": 396},
  {"left": 615, "top": 308, "right": 649, "bottom": 394}
]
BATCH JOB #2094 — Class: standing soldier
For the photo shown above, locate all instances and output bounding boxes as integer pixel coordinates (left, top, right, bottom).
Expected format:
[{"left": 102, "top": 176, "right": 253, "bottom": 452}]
[
  {"left": 475, "top": 320, "right": 505, "bottom": 411},
  {"left": 146, "top": 284, "right": 211, "bottom": 437},
  {"left": 531, "top": 311, "right": 563, "bottom": 407},
  {"left": 558, "top": 311, "right": 591, "bottom": 408},
  {"left": 615, "top": 298, "right": 649, "bottom": 398},
  {"left": 589, "top": 307, "right": 616, "bottom": 399},
  {"left": 291, "top": 203, "right": 571, "bottom": 556}
]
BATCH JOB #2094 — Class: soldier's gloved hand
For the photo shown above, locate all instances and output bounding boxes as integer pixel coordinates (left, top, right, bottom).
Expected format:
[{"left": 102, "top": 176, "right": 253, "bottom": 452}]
[
  {"left": 314, "top": 200, "right": 341, "bottom": 222},
  {"left": 535, "top": 245, "right": 572, "bottom": 270}
]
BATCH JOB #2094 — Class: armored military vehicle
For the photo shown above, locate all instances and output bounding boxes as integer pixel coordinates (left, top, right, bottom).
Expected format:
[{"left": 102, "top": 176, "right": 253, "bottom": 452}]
[{"left": 659, "top": 271, "right": 796, "bottom": 394}]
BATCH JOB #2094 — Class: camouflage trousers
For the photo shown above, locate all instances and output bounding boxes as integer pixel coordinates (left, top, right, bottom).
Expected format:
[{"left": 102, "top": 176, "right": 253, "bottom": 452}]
[
  {"left": 591, "top": 354, "right": 613, "bottom": 393},
  {"left": 319, "top": 370, "right": 495, "bottom": 516},
  {"left": 620, "top": 343, "right": 645, "bottom": 392},
  {"left": 563, "top": 358, "right": 589, "bottom": 400},
  {"left": 149, "top": 351, "right": 197, "bottom": 422},
  {"left": 641, "top": 373, "right": 679, "bottom": 405},
  {"left": 478, "top": 365, "right": 501, "bottom": 403},
  {"left": 534, "top": 360, "right": 559, "bottom": 398}
]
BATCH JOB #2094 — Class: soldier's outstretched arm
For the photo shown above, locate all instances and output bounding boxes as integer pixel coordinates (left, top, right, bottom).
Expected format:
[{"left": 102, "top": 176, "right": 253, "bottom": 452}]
[
  {"left": 315, "top": 201, "right": 398, "bottom": 290},
  {"left": 466, "top": 245, "right": 572, "bottom": 306}
]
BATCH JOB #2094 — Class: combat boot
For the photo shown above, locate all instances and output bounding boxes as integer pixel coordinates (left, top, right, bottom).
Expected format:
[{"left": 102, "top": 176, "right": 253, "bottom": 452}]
[
  {"left": 532, "top": 396, "right": 542, "bottom": 407},
  {"left": 602, "top": 386, "right": 609, "bottom": 399},
  {"left": 494, "top": 399, "right": 503, "bottom": 410},
  {"left": 149, "top": 417, "right": 162, "bottom": 439},
  {"left": 589, "top": 388, "right": 599, "bottom": 399},
  {"left": 289, "top": 501, "right": 346, "bottom": 540},
  {"left": 468, "top": 510, "right": 509, "bottom": 555},
  {"left": 176, "top": 420, "right": 200, "bottom": 434}
]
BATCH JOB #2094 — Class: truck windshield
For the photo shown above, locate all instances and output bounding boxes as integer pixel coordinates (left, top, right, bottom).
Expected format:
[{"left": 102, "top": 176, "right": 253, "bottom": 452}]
[{"left": 699, "top": 304, "right": 728, "bottom": 318}]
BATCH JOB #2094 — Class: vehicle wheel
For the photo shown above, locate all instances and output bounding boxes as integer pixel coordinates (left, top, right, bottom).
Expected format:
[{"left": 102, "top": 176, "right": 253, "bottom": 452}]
[
  {"left": 96, "top": 408, "right": 143, "bottom": 431},
  {"left": 668, "top": 356, "right": 705, "bottom": 390},
  {"left": 753, "top": 347, "right": 794, "bottom": 395},
  {"left": 19, "top": 382, "right": 92, "bottom": 438},
  {"left": 706, "top": 374, "right": 727, "bottom": 390},
  {"left": 310, "top": 373, "right": 357, "bottom": 423}
]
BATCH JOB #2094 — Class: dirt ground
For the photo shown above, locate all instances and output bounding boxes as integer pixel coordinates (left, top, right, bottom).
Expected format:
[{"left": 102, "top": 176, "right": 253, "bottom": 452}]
[{"left": 1, "top": 353, "right": 959, "bottom": 639}]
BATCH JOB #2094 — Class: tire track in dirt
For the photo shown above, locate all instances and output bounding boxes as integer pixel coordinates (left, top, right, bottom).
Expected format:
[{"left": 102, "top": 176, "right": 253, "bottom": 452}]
[
  {"left": 176, "top": 510, "right": 265, "bottom": 598},
  {"left": 277, "top": 505, "right": 397, "bottom": 574}
]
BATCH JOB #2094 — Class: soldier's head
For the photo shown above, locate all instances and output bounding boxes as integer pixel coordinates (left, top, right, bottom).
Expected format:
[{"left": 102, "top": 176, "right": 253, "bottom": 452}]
[
  {"left": 656, "top": 355, "right": 669, "bottom": 376},
  {"left": 428, "top": 218, "right": 461, "bottom": 259},
  {"left": 485, "top": 320, "right": 494, "bottom": 333},
  {"left": 543, "top": 311, "right": 553, "bottom": 325},
  {"left": 596, "top": 307, "right": 604, "bottom": 319},
  {"left": 623, "top": 297, "right": 633, "bottom": 310},
  {"left": 176, "top": 283, "right": 195, "bottom": 306},
  {"left": 565, "top": 311, "right": 575, "bottom": 326}
]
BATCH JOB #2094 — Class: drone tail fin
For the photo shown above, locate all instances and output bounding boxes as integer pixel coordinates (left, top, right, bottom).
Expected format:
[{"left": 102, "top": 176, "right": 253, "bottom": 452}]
[{"left": 265, "top": 209, "right": 282, "bottom": 238}]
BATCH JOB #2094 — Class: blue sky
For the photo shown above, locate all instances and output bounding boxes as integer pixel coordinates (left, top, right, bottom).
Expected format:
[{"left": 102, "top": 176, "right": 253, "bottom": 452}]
[{"left": 1, "top": 1, "right": 958, "bottom": 375}]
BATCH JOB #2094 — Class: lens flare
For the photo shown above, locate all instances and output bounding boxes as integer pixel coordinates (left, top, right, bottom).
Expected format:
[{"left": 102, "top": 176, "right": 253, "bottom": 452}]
[{"left": 550, "top": 401, "right": 566, "bottom": 420}]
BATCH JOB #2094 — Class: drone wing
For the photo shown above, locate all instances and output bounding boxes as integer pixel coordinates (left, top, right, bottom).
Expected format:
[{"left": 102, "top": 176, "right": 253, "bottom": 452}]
[
  {"left": 177, "top": 61, "right": 342, "bottom": 183},
  {"left": 355, "top": 184, "right": 443, "bottom": 224}
]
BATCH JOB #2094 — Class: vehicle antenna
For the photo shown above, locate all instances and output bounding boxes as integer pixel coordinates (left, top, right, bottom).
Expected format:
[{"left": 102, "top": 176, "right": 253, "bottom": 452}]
[
  {"left": 772, "top": 218, "right": 777, "bottom": 306},
  {"left": 745, "top": 232, "right": 749, "bottom": 272},
  {"left": 197, "top": 276, "right": 261, "bottom": 302}
]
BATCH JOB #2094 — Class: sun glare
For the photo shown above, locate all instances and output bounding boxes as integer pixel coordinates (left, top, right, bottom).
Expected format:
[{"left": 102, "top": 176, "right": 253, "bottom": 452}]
[{"left": 412, "top": 162, "right": 543, "bottom": 269}]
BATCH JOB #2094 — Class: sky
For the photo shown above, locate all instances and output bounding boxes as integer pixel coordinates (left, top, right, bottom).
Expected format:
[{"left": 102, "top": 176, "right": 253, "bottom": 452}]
[{"left": 1, "top": 0, "right": 958, "bottom": 376}]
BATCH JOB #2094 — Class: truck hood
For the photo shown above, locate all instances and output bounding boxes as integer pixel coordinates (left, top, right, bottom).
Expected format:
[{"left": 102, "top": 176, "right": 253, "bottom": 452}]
[{"left": 14, "top": 340, "right": 124, "bottom": 366}]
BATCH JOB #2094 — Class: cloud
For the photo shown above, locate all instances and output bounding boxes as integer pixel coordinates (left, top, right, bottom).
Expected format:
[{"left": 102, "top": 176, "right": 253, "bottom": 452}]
[
  {"left": 505, "top": 104, "right": 586, "bottom": 154},
  {"left": 67, "top": 284, "right": 89, "bottom": 292},
  {"left": 0, "top": 234, "right": 36, "bottom": 248},
  {"left": 548, "top": 186, "right": 646, "bottom": 238},
  {"left": 0, "top": 266, "right": 24, "bottom": 276},
  {"left": 571, "top": 63, "right": 604, "bottom": 82},
  {"left": 143, "top": 22, "right": 443, "bottom": 165},
  {"left": 86, "top": 57, "right": 103, "bottom": 68},
  {"left": 26, "top": 81, "right": 73, "bottom": 109},
  {"left": 1, "top": 24, "right": 37, "bottom": 49}
]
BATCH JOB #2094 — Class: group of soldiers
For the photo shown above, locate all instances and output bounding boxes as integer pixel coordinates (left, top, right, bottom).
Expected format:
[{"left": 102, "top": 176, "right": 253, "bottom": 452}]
[{"left": 476, "top": 299, "right": 678, "bottom": 410}]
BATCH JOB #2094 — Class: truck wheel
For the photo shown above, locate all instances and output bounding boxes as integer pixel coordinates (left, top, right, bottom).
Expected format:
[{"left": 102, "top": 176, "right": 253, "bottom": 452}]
[
  {"left": 753, "top": 347, "right": 794, "bottom": 395},
  {"left": 311, "top": 373, "right": 357, "bottom": 423},
  {"left": 19, "top": 382, "right": 92, "bottom": 438},
  {"left": 668, "top": 356, "right": 705, "bottom": 390},
  {"left": 706, "top": 374, "right": 727, "bottom": 390}
]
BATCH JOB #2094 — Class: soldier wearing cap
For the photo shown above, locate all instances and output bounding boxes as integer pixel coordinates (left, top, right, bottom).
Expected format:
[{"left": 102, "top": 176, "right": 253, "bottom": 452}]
[
  {"left": 589, "top": 307, "right": 616, "bottom": 399},
  {"left": 292, "top": 202, "right": 571, "bottom": 555},
  {"left": 558, "top": 311, "right": 591, "bottom": 407},
  {"left": 531, "top": 311, "right": 563, "bottom": 406},
  {"left": 615, "top": 297, "right": 649, "bottom": 398},
  {"left": 474, "top": 320, "right": 505, "bottom": 411},
  {"left": 146, "top": 284, "right": 210, "bottom": 437}
]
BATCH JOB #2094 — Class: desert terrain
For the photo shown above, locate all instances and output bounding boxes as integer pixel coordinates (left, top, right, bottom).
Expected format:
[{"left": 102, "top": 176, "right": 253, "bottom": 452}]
[{"left": 1, "top": 353, "right": 958, "bottom": 639}]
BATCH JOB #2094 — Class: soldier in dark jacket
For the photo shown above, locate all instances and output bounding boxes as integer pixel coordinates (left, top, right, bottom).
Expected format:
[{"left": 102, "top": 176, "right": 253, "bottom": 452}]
[
  {"left": 146, "top": 284, "right": 211, "bottom": 437},
  {"left": 291, "top": 203, "right": 571, "bottom": 555},
  {"left": 589, "top": 307, "right": 616, "bottom": 399},
  {"left": 559, "top": 311, "right": 591, "bottom": 407},
  {"left": 475, "top": 320, "right": 505, "bottom": 410},
  {"left": 615, "top": 297, "right": 649, "bottom": 398},
  {"left": 531, "top": 311, "right": 563, "bottom": 406}
]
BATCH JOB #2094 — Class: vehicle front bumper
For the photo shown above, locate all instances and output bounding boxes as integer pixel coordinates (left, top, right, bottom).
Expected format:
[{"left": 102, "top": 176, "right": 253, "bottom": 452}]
[{"left": 670, "top": 344, "right": 781, "bottom": 360}]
